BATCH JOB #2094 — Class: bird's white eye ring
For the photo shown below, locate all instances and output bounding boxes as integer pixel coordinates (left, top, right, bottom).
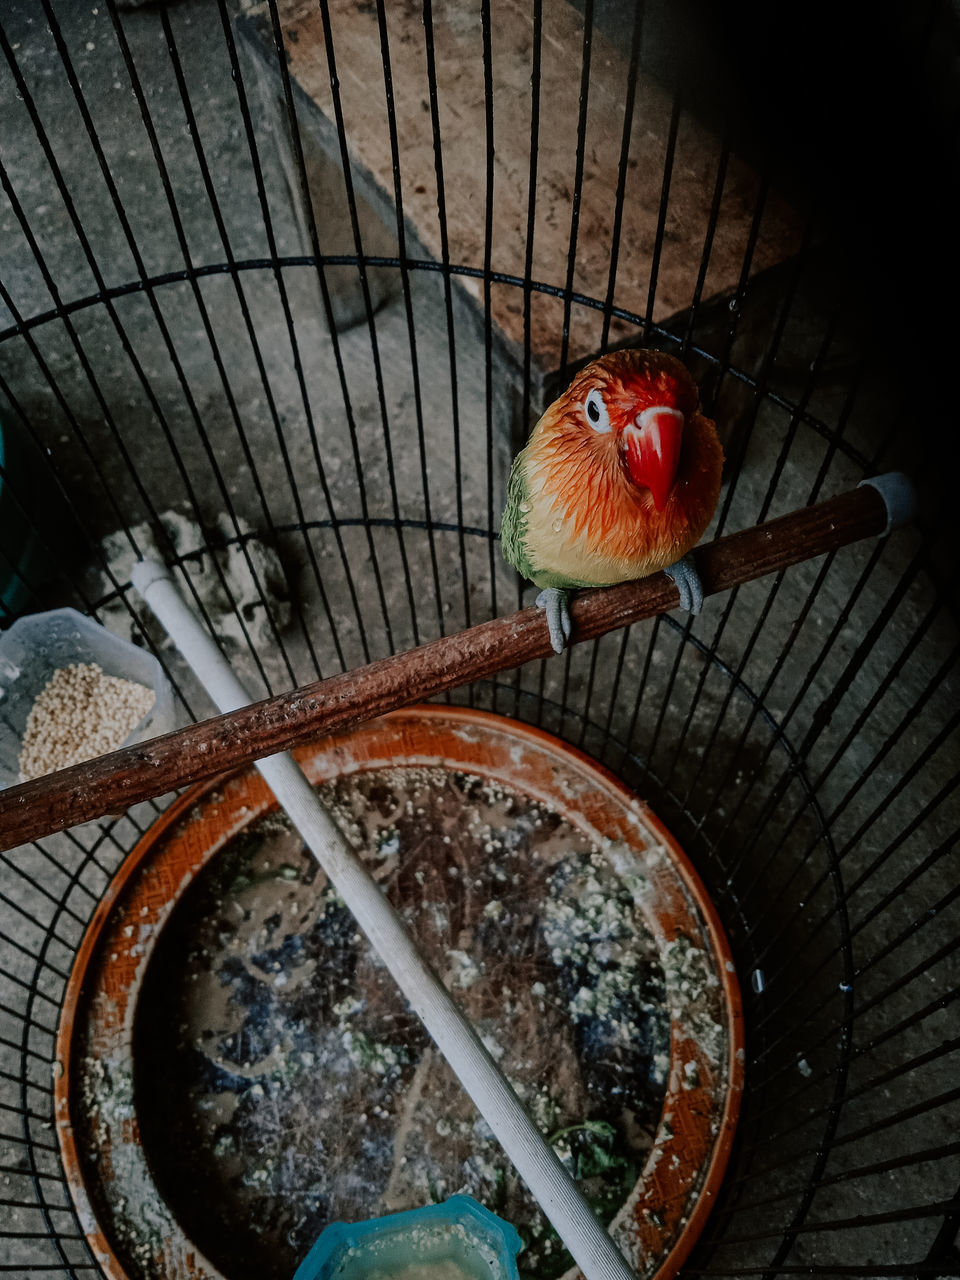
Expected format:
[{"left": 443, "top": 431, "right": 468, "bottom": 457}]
[{"left": 583, "top": 388, "right": 612, "bottom": 433}]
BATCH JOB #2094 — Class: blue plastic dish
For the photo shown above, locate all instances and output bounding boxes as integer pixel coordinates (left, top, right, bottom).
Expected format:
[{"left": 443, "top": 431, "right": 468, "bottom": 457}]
[{"left": 292, "top": 1196, "right": 523, "bottom": 1280}]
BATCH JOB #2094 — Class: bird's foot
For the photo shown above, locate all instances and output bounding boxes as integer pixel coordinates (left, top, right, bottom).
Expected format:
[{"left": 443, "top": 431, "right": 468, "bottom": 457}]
[
  {"left": 664, "top": 554, "right": 704, "bottom": 615},
  {"left": 535, "top": 587, "right": 572, "bottom": 654}
]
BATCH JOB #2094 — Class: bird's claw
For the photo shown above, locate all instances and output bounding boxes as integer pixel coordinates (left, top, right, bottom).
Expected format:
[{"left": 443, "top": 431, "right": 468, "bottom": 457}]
[
  {"left": 664, "top": 554, "right": 704, "bottom": 615},
  {"left": 536, "top": 587, "right": 572, "bottom": 654}
]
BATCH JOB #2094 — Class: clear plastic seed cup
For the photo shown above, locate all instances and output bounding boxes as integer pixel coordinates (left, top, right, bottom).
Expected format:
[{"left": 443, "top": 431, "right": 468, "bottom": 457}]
[{"left": 0, "top": 607, "right": 176, "bottom": 789}]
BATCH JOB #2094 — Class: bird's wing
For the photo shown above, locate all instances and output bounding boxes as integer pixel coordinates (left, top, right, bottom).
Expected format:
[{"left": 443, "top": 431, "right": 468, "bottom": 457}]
[{"left": 500, "top": 451, "right": 539, "bottom": 582}]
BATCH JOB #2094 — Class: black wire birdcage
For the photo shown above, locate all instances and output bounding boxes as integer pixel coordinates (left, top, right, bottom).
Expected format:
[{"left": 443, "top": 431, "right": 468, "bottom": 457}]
[{"left": 0, "top": 0, "right": 958, "bottom": 1277}]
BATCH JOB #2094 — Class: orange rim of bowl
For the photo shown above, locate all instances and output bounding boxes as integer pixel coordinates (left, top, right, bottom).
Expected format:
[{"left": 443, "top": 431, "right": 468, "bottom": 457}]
[{"left": 55, "top": 704, "right": 744, "bottom": 1280}]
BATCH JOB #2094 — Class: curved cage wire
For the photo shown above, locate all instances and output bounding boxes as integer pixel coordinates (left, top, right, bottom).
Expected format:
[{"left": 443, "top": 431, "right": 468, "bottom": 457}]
[{"left": 0, "top": 0, "right": 958, "bottom": 1277}]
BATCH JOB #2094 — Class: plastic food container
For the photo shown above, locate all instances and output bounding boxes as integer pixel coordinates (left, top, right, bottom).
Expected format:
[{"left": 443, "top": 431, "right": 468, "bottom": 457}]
[
  {"left": 0, "top": 607, "right": 176, "bottom": 789},
  {"left": 292, "top": 1196, "right": 523, "bottom": 1280}
]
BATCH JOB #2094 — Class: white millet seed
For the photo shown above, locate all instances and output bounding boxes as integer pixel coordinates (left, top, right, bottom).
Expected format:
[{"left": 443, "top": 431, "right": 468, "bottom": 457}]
[{"left": 18, "top": 662, "right": 155, "bottom": 781}]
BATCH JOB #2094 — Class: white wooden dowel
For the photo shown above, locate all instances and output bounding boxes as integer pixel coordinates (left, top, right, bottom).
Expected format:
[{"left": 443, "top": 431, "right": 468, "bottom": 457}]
[{"left": 131, "top": 560, "right": 639, "bottom": 1280}]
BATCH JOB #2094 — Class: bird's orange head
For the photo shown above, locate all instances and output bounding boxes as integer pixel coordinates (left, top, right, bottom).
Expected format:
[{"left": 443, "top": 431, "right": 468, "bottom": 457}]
[{"left": 555, "top": 349, "right": 700, "bottom": 511}]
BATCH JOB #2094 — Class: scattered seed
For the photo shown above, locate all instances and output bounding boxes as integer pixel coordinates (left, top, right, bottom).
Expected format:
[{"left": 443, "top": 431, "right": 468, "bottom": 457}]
[{"left": 18, "top": 662, "right": 154, "bottom": 781}]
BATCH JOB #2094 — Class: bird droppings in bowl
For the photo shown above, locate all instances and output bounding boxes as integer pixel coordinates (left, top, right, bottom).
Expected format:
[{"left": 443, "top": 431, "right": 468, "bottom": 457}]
[
  {"left": 73, "top": 765, "right": 696, "bottom": 1280},
  {"left": 63, "top": 711, "right": 741, "bottom": 1280},
  {"left": 18, "top": 661, "right": 155, "bottom": 780}
]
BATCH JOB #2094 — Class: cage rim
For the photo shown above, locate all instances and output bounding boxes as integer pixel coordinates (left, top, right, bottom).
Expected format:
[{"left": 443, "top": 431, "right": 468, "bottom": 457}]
[{"left": 0, "top": 258, "right": 875, "bottom": 473}]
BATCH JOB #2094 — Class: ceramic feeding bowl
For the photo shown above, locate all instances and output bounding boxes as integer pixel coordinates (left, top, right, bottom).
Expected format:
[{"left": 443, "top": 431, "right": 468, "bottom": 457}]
[{"left": 55, "top": 707, "right": 743, "bottom": 1280}]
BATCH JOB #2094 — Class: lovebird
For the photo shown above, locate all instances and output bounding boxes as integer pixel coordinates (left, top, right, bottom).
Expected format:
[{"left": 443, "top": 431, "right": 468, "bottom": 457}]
[{"left": 501, "top": 348, "right": 724, "bottom": 653}]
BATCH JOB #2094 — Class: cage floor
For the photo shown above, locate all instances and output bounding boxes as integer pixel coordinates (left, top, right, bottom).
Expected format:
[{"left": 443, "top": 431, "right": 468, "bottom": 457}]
[{"left": 55, "top": 708, "right": 741, "bottom": 1280}]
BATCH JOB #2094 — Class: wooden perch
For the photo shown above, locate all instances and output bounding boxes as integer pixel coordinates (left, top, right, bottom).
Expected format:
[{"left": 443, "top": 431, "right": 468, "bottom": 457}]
[{"left": 0, "top": 482, "right": 899, "bottom": 852}]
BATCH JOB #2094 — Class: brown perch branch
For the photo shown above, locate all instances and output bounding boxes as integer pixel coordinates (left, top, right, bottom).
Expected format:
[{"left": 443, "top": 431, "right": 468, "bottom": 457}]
[{"left": 0, "top": 483, "right": 893, "bottom": 852}]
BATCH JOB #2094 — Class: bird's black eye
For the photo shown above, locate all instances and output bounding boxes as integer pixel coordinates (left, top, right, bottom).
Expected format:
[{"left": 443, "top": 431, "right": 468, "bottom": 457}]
[{"left": 583, "top": 388, "right": 612, "bottom": 432}]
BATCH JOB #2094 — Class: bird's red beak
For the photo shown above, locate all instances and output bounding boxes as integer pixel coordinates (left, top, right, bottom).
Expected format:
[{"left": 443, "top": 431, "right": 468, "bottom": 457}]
[{"left": 621, "top": 406, "right": 684, "bottom": 510}]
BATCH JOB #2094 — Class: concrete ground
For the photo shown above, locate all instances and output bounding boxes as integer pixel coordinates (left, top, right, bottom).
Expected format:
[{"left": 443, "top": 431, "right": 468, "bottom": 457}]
[{"left": 0, "top": 0, "right": 957, "bottom": 1276}]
